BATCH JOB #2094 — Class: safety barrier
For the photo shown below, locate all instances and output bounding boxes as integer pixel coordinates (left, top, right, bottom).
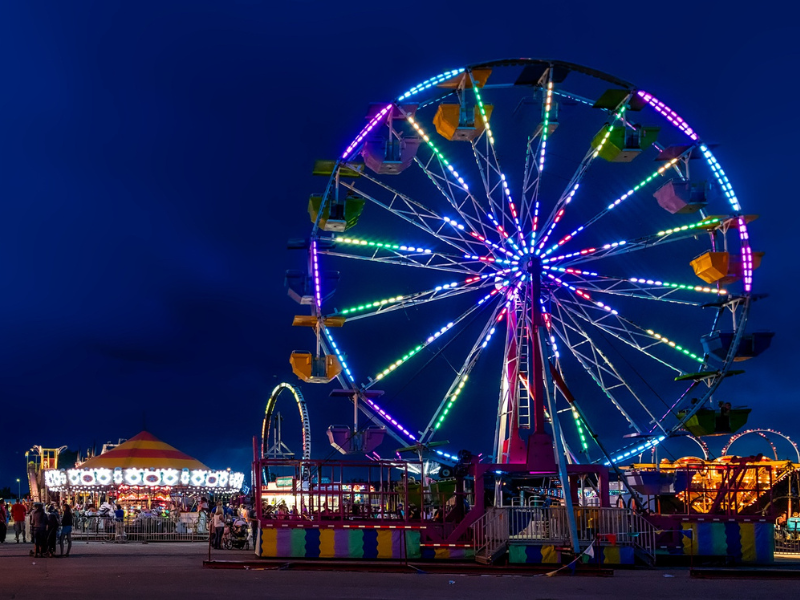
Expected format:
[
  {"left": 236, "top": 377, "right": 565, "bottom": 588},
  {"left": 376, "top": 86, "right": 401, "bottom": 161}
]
[{"left": 69, "top": 514, "right": 212, "bottom": 542}]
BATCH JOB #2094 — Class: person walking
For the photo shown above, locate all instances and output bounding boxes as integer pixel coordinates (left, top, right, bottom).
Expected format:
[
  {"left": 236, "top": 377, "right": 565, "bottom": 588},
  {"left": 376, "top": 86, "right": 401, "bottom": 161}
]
[
  {"left": 212, "top": 509, "right": 225, "bottom": 549},
  {"left": 11, "top": 499, "right": 27, "bottom": 543},
  {"left": 30, "top": 503, "right": 48, "bottom": 558},
  {"left": 59, "top": 504, "right": 73, "bottom": 557}
]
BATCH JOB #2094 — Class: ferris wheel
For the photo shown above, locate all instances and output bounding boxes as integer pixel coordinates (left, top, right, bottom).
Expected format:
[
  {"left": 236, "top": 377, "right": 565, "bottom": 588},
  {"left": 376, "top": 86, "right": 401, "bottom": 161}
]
[{"left": 286, "top": 58, "right": 770, "bottom": 468}]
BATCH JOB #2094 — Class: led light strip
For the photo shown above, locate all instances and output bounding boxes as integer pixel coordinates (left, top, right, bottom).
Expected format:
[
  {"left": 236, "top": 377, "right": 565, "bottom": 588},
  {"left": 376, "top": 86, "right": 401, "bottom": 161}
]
[
  {"left": 407, "top": 116, "right": 469, "bottom": 192},
  {"left": 644, "top": 329, "right": 704, "bottom": 363},
  {"left": 337, "top": 274, "right": 489, "bottom": 316},
  {"left": 700, "top": 145, "right": 751, "bottom": 292},
  {"left": 533, "top": 108, "right": 621, "bottom": 250},
  {"left": 442, "top": 216, "right": 516, "bottom": 257},
  {"left": 543, "top": 216, "right": 722, "bottom": 264},
  {"left": 628, "top": 278, "right": 727, "bottom": 295},
  {"left": 325, "top": 328, "right": 416, "bottom": 441},
  {"left": 637, "top": 93, "right": 752, "bottom": 293},
  {"left": 636, "top": 91, "right": 698, "bottom": 141},
  {"left": 604, "top": 436, "right": 666, "bottom": 466},
  {"left": 472, "top": 82, "right": 524, "bottom": 243},
  {"left": 550, "top": 266, "right": 727, "bottom": 295},
  {"left": 311, "top": 240, "right": 322, "bottom": 309},
  {"left": 333, "top": 236, "right": 433, "bottom": 254},
  {"left": 325, "top": 329, "right": 354, "bottom": 381},
  {"left": 434, "top": 374, "right": 469, "bottom": 430},
  {"left": 430, "top": 303, "right": 508, "bottom": 432},
  {"left": 342, "top": 104, "right": 392, "bottom": 159},
  {"left": 543, "top": 159, "right": 679, "bottom": 256},
  {"left": 657, "top": 217, "right": 721, "bottom": 236},
  {"left": 398, "top": 69, "right": 465, "bottom": 100},
  {"left": 539, "top": 81, "right": 554, "bottom": 172},
  {"left": 553, "top": 277, "right": 705, "bottom": 363}
]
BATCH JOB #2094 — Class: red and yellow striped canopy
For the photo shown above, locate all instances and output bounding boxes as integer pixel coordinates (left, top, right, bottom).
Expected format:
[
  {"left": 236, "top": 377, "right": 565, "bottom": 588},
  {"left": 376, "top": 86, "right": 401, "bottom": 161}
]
[{"left": 79, "top": 431, "right": 209, "bottom": 471}]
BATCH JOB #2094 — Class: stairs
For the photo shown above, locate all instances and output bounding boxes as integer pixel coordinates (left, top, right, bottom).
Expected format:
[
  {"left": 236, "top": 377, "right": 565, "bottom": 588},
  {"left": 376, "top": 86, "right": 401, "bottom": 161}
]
[{"left": 472, "top": 508, "right": 510, "bottom": 564}]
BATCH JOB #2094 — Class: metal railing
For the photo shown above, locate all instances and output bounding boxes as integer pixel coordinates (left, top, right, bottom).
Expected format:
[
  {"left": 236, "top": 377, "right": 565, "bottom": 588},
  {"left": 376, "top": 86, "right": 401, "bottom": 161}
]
[
  {"left": 70, "top": 515, "right": 212, "bottom": 542},
  {"left": 475, "top": 507, "right": 656, "bottom": 563},
  {"left": 472, "top": 508, "right": 509, "bottom": 563},
  {"left": 775, "top": 533, "right": 800, "bottom": 555}
]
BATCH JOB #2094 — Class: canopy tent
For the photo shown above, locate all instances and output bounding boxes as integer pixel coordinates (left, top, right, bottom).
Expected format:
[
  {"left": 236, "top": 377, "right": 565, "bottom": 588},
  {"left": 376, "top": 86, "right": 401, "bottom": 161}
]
[{"left": 79, "top": 431, "right": 209, "bottom": 471}]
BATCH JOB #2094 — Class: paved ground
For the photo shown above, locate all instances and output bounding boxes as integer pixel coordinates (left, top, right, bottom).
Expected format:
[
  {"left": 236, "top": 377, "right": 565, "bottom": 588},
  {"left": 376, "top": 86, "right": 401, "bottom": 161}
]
[{"left": 0, "top": 541, "right": 798, "bottom": 599}]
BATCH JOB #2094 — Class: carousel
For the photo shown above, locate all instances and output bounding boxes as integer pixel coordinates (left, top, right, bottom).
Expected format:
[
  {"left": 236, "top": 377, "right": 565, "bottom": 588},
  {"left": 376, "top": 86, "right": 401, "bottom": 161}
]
[{"left": 43, "top": 431, "right": 245, "bottom": 511}]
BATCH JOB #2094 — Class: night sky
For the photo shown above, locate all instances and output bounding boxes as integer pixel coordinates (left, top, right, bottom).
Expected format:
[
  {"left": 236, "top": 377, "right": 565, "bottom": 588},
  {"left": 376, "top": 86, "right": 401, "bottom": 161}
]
[{"left": 2, "top": 1, "right": 798, "bottom": 490}]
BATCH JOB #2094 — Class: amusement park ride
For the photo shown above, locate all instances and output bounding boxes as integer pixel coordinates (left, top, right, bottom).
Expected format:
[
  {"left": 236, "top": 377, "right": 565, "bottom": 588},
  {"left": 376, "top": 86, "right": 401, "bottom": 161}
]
[{"left": 253, "top": 58, "right": 788, "bottom": 565}]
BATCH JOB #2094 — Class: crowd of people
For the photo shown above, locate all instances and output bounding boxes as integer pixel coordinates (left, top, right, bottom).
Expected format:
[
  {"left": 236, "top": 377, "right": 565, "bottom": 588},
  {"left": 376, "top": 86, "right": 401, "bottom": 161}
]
[
  {"left": 0, "top": 498, "right": 74, "bottom": 557},
  {"left": 0, "top": 496, "right": 254, "bottom": 552}
]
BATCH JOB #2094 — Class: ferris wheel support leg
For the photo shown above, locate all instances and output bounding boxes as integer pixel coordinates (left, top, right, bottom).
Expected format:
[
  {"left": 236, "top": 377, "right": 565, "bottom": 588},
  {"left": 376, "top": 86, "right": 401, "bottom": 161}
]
[{"left": 541, "top": 340, "right": 581, "bottom": 555}]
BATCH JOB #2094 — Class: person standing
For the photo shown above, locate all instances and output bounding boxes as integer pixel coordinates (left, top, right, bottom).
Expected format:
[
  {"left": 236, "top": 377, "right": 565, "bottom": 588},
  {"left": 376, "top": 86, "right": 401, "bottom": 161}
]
[
  {"left": 30, "top": 503, "right": 48, "bottom": 558},
  {"left": 59, "top": 504, "right": 73, "bottom": 557},
  {"left": 114, "top": 504, "right": 125, "bottom": 542},
  {"left": 212, "top": 509, "right": 225, "bottom": 549},
  {"left": 0, "top": 500, "right": 8, "bottom": 543},
  {"left": 11, "top": 499, "right": 27, "bottom": 543},
  {"left": 45, "top": 505, "right": 60, "bottom": 557}
]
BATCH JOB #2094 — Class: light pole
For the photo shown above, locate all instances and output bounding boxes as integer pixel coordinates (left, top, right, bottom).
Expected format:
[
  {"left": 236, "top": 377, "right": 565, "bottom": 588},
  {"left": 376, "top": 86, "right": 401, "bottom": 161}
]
[{"left": 16, "top": 478, "right": 20, "bottom": 500}]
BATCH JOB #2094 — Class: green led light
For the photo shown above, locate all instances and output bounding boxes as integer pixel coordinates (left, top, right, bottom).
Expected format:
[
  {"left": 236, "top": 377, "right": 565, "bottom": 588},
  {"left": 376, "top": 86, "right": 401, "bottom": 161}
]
[
  {"left": 656, "top": 217, "right": 721, "bottom": 237},
  {"left": 629, "top": 278, "right": 727, "bottom": 295},
  {"left": 333, "top": 235, "right": 432, "bottom": 254},
  {"left": 338, "top": 295, "right": 406, "bottom": 316},
  {"left": 645, "top": 329, "right": 704, "bottom": 363}
]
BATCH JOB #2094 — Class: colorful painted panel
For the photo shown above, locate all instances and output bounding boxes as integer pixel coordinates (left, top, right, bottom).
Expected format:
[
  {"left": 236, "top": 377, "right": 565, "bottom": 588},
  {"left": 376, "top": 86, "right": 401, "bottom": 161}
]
[
  {"left": 678, "top": 521, "right": 774, "bottom": 563},
  {"left": 419, "top": 547, "right": 475, "bottom": 560},
  {"left": 257, "top": 527, "right": 421, "bottom": 560},
  {"left": 508, "top": 544, "right": 561, "bottom": 564}
]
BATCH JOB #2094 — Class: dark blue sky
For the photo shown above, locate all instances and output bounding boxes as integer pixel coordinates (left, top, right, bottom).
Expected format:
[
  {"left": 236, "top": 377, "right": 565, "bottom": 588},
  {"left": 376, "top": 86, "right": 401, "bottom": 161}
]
[{"left": 1, "top": 1, "right": 797, "bottom": 488}]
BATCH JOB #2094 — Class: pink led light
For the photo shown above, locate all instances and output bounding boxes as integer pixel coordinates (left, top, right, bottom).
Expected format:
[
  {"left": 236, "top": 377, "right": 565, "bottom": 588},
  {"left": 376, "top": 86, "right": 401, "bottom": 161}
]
[
  {"left": 364, "top": 397, "right": 416, "bottom": 440},
  {"left": 342, "top": 103, "right": 393, "bottom": 159},
  {"left": 636, "top": 90, "right": 698, "bottom": 141},
  {"left": 312, "top": 240, "right": 322, "bottom": 308}
]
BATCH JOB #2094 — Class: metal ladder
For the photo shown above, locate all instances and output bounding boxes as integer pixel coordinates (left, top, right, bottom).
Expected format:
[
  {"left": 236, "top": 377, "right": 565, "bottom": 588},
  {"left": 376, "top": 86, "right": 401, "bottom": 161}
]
[{"left": 516, "top": 304, "right": 532, "bottom": 430}]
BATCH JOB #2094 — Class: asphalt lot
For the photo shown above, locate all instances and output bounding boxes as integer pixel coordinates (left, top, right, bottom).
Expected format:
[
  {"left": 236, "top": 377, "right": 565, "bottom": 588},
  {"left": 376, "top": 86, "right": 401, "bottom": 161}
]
[{"left": 0, "top": 541, "right": 798, "bottom": 599}]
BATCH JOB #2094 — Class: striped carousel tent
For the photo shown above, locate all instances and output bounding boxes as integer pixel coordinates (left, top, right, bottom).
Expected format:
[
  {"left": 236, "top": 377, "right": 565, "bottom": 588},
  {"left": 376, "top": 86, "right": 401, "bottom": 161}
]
[{"left": 79, "top": 431, "right": 209, "bottom": 471}]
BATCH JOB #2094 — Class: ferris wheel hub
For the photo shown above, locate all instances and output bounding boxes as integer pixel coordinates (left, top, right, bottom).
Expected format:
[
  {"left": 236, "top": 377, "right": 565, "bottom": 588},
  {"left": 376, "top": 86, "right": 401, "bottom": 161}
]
[{"left": 524, "top": 257, "right": 542, "bottom": 276}]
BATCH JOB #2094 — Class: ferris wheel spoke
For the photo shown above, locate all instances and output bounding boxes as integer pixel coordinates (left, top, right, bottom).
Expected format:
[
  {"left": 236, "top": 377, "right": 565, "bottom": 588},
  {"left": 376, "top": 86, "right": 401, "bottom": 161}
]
[
  {"left": 547, "top": 298, "right": 646, "bottom": 434},
  {"left": 411, "top": 151, "right": 498, "bottom": 246},
  {"left": 543, "top": 215, "right": 724, "bottom": 266},
  {"left": 339, "top": 178, "right": 484, "bottom": 257},
  {"left": 344, "top": 177, "right": 513, "bottom": 260},
  {"left": 362, "top": 293, "right": 500, "bottom": 389},
  {"left": 544, "top": 271, "right": 709, "bottom": 307},
  {"left": 519, "top": 72, "right": 552, "bottom": 234},
  {"left": 322, "top": 249, "right": 485, "bottom": 275},
  {"left": 421, "top": 298, "right": 508, "bottom": 442},
  {"left": 404, "top": 112, "right": 502, "bottom": 248},
  {"left": 329, "top": 275, "right": 502, "bottom": 321},
  {"left": 469, "top": 80, "right": 525, "bottom": 248},
  {"left": 533, "top": 109, "right": 626, "bottom": 253},
  {"left": 552, "top": 285, "right": 705, "bottom": 369},
  {"left": 539, "top": 155, "right": 686, "bottom": 257},
  {"left": 544, "top": 267, "right": 729, "bottom": 301}
]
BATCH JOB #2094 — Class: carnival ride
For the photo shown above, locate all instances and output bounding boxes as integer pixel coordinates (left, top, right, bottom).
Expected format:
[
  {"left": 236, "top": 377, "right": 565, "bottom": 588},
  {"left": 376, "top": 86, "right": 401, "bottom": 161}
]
[
  {"left": 42, "top": 431, "right": 245, "bottom": 509},
  {"left": 263, "top": 58, "right": 780, "bottom": 563},
  {"left": 287, "top": 58, "right": 769, "bottom": 469}
]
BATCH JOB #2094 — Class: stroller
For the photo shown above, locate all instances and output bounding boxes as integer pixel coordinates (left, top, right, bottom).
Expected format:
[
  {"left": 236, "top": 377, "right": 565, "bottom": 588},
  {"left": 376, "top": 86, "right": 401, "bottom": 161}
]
[{"left": 223, "top": 518, "right": 250, "bottom": 550}]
